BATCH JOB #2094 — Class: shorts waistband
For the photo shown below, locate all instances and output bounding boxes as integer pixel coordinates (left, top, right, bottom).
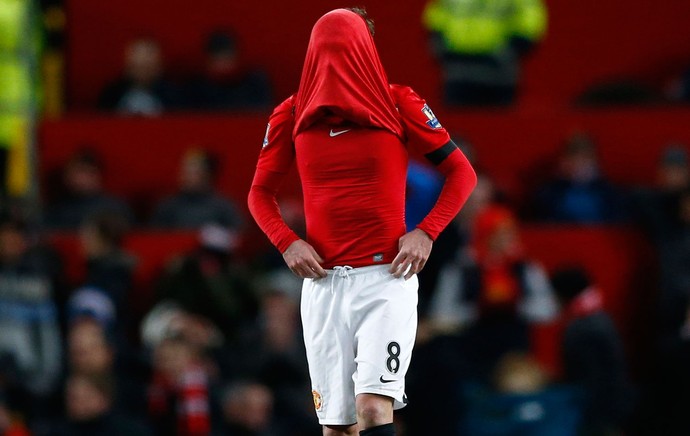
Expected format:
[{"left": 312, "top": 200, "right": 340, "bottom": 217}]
[{"left": 324, "top": 264, "right": 390, "bottom": 276}]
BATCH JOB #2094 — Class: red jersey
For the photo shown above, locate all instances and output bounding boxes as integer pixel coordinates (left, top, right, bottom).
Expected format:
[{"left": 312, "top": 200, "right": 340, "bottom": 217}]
[{"left": 248, "top": 85, "right": 477, "bottom": 268}]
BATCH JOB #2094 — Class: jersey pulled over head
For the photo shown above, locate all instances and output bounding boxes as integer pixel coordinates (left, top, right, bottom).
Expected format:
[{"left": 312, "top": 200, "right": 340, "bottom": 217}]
[{"left": 293, "top": 8, "right": 404, "bottom": 139}]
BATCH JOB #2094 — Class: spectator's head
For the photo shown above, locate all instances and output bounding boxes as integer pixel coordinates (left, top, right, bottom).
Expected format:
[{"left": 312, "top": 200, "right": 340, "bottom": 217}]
[
  {"left": 473, "top": 205, "right": 521, "bottom": 262},
  {"left": 222, "top": 381, "right": 274, "bottom": 432},
  {"left": 558, "top": 133, "right": 600, "bottom": 183},
  {"left": 550, "top": 266, "right": 592, "bottom": 307},
  {"left": 205, "top": 30, "right": 240, "bottom": 79},
  {"left": 124, "top": 38, "right": 162, "bottom": 86},
  {"left": 493, "top": 352, "right": 548, "bottom": 394},
  {"left": 65, "top": 373, "right": 114, "bottom": 422},
  {"left": 79, "top": 211, "right": 128, "bottom": 257},
  {"left": 152, "top": 332, "right": 199, "bottom": 380},
  {"left": 199, "top": 223, "right": 238, "bottom": 256},
  {"left": 67, "top": 316, "right": 114, "bottom": 376},
  {"left": 63, "top": 149, "right": 104, "bottom": 197},
  {"left": 179, "top": 149, "right": 217, "bottom": 194},
  {"left": 658, "top": 144, "right": 689, "bottom": 191},
  {"left": 260, "top": 279, "right": 300, "bottom": 351},
  {"left": 0, "top": 217, "right": 28, "bottom": 265}
]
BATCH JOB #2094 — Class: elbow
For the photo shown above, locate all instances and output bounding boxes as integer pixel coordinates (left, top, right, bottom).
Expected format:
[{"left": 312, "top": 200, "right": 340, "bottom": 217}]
[
  {"left": 468, "top": 165, "right": 478, "bottom": 191},
  {"left": 247, "top": 185, "right": 259, "bottom": 219}
]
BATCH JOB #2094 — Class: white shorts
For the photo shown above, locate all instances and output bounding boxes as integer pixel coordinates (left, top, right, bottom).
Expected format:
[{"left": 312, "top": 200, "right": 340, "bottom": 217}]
[{"left": 301, "top": 264, "right": 418, "bottom": 425}]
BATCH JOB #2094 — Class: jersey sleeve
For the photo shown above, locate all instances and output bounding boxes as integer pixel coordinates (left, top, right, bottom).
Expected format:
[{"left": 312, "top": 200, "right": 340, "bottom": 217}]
[
  {"left": 255, "top": 96, "right": 296, "bottom": 174},
  {"left": 247, "top": 96, "right": 301, "bottom": 253},
  {"left": 392, "top": 85, "right": 478, "bottom": 240},
  {"left": 392, "top": 84, "right": 451, "bottom": 157}
]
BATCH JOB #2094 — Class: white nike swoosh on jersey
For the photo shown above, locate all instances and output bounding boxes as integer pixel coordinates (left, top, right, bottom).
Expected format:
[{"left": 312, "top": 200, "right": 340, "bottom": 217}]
[{"left": 329, "top": 129, "right": 351, "bottom": 137}]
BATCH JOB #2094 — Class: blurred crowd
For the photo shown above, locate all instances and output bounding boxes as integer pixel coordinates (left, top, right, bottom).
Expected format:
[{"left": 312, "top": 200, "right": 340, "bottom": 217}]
[
  {"left": 1, "top": 1, "right": 690, "bottom": 435},
  {"left": 0, "top": 134, "right": 687, "bottom": 436},
  {"left": 97, "top": 32, "right": 274, "bottom": 116}
]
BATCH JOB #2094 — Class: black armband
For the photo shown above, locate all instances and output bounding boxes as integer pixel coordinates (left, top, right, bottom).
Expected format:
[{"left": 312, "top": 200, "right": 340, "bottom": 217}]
[{"left": 424, "top": 140, "right": 458, "bottom": 166}]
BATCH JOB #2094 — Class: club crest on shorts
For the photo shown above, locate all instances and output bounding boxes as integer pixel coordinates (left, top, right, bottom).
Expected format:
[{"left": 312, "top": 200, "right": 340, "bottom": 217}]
[
  {"left": 312, "top": 390, "right": 323, "bottom": 411},
  {"left": 421, "top": 104, "right": 441, "bottom": 129}
]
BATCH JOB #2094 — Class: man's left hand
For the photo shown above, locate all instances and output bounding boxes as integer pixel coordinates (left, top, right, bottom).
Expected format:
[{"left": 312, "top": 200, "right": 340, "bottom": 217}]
[{"left": 390, "top": 228, "right": 433, "bottom": 280}]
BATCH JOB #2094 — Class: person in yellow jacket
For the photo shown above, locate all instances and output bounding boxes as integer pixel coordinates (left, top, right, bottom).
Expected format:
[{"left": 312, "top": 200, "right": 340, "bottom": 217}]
[
  {"left": 423, "top": 0, "right": 547, "bottom": 106},
  {"left": 0, "top": 0, "right": 39, "bottom": 199}
]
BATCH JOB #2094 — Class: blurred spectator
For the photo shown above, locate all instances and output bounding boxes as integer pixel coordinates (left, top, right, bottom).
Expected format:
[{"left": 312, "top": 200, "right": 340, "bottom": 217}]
[
  {"left": 650, "top": 188, "right": 690, "bottom": 435},
  {"left": 460, "top": 353, "right": 581, "bottom": 436},
  {"left": 98, "top": 38, "right": 180, "bottom": 115},
  {"left": 492, "top": 352, "right": 549, "bottom": 395},
  {"left": 657, "top": 188, "right": 690, "bottom": 328},
  {"left": 49, "top": 373, "right": 150, "bottom": 436},
  {"left": 551, "top": 266, "right": 634, "bottom": 436},
  {"left": 418, "top": 170, "right": 495, "bottom": 319},
  {"left": 65, "top": 314, "right": 148, "bottom": 421},
  {"left": 575, "top": 79, "right": 664, "bottom": 107},
  {"left": 0, "top": 217, "right": 62, "bottom": 399},
  {"left": 215, "top": 381, "right": 278, "bottom": 436},
  {"left": 422, "top": 0, "right": 547, "bottom": 106},
  {"left": 155, "top": 223, "right": 257, "bottom": 344},
  {"left": 532, "top": 133, "right": 625, "bottom": 223},
  {"left": 44, "top": 149, "right": 133, "bottom": 229},
  {"left": 184, "top": 30, "right": 273, "bottom": 111},
  {"left": 229, "top": 273, "right": 306, "bottom": 381},
  {"left": 429, "top": 205, "right": 557, "bottom": 331},
  {"left": 666, "top": 65, "right": 690, "bottom": 104},
  {"left": 428, "top": 205, "right": 557, "bottom": 371},
  {"left": 631, "top": 143, "right": 689, "bottom": 241},
  {"left": 629, "top": 145, "right": 690, "bottom": 435},
  {"left": 147, "top": 330, "right": 211, "bottom": 436},
  {"left": 151, "top": 149, "right": 243, "bottom": 230},
  {"left": 223, "top": 273, "right": 319, "bottom": 435},
  {"left": 79, "top": 211, "right": 135, "bottom": 316}
]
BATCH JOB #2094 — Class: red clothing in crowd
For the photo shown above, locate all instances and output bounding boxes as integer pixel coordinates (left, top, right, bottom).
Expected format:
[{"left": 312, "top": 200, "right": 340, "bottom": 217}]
[{"left": 148, "top": 364, "right": 210, "bottom": 436}]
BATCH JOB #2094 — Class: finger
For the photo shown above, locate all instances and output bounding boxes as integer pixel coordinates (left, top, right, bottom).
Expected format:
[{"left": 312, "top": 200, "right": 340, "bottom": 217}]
[
  {"left": 417, "top": 256, "right": 428, "bottom": 273},
  {"left": 393, "top": 258, "right": 409, "bottom": 278},
  {"left": 390, "top": 251, "right": 406, "bottom": 274},
  {"left": 294, "top": 263, "right": 316, "bottom": 279},
  {"left": 404, "top": 262, "right": 416, "bottom": 280},
  {"left": 306, "top": 257, "right": 327, "bottom": 278}
]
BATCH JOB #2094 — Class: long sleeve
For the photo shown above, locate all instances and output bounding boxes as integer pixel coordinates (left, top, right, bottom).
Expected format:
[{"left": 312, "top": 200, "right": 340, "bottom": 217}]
[
  {"left": 417, "top": 146, "right": 477, "bottom": 240},
  {"left": 248, "top": 168, "right": 300, "bottom": 253},
  {"left": 247, "top": 96, "right": 300, "bottom": 253}
]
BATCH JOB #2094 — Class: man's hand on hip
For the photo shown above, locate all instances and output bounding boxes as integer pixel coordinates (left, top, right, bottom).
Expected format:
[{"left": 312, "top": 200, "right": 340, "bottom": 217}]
[
  {"left": 283, "top": 239, "right": 328, "bottom": 279},
  {"left": 390, "top": 228, "right": 433, "bottom": 280}
]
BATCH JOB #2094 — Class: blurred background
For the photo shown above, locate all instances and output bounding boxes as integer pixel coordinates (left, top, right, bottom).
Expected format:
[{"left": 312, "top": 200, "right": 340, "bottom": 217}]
[{"left": 1, "top": 0, "right": 690, "bottom": 435}]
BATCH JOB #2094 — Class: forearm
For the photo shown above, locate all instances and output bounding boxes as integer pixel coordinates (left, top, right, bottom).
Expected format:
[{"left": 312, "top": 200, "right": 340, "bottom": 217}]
[
  {"left": 417, "top": 149, "right": 477, "bottom": 240},
  {"left": 247, "top": 169, "right": 300, "bottom": 253}
]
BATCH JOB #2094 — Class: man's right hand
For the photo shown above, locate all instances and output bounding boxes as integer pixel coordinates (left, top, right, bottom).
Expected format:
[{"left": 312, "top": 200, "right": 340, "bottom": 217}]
[{"left": 283, "top": 239, "right": 328, "bottom": 279}]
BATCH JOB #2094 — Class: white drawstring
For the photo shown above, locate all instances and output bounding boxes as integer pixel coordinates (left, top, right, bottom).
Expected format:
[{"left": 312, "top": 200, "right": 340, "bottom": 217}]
[{"left": 330, "top": 266, "right": 353, "bottom": 294}]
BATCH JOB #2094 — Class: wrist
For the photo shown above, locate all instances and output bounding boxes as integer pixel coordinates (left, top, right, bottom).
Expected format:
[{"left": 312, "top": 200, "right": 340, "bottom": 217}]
[{"left": 414, "top": 226, "right": 435, "bottom": 241}]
